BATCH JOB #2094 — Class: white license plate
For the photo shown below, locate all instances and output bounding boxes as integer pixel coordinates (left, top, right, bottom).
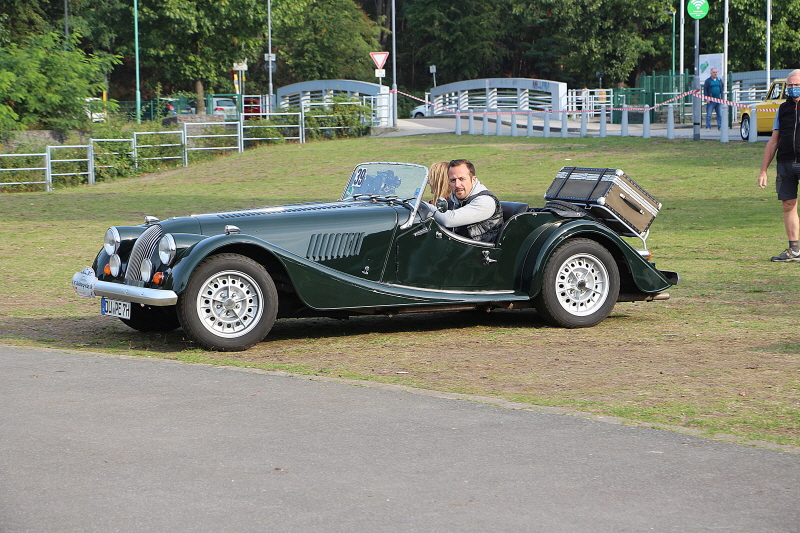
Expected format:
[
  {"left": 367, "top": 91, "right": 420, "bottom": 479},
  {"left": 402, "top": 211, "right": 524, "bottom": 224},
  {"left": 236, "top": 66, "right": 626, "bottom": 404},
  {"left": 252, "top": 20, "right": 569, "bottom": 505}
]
[{"left": 101, "top": 298, "right": 131, "bottom": 319}]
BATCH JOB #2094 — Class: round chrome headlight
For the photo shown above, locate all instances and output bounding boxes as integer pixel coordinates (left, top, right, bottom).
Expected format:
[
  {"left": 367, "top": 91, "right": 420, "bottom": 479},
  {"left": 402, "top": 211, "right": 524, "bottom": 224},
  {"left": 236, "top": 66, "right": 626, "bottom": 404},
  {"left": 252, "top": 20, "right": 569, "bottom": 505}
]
[
  {"left": 140, "top": 258, "right": 153, "bottom": 283},
  {"left": 158, "top": 233, "right": 177, "bottom": 266},
  {"left": 103, "top": 227, "right": 121, "bottom": 255},
  {"left": 109, "top": 254, "right": 122, "bottom": 277}
]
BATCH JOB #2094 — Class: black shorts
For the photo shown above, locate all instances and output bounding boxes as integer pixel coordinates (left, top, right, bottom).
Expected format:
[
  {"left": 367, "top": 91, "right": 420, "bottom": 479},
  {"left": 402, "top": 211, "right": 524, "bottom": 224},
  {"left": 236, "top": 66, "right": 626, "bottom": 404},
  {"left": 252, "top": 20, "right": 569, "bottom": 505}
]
[{"left": 776, "top": 162, "right": 800, "bottom": 201}]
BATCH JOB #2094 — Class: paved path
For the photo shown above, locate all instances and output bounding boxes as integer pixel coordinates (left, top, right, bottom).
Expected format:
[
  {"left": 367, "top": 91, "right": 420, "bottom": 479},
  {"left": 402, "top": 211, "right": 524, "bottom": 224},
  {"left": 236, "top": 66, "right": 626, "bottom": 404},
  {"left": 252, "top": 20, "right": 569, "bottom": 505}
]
[{"left": 2, "top": 346, "right": 798, "bottom": 532}]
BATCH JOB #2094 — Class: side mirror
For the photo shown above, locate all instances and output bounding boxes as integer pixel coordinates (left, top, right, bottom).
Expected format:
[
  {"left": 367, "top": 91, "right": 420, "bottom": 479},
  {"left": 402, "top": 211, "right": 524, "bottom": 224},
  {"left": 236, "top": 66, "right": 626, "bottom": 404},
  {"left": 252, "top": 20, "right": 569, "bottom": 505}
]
[{"left": 435, "top": 198, "right": 448, "bottom": 213}]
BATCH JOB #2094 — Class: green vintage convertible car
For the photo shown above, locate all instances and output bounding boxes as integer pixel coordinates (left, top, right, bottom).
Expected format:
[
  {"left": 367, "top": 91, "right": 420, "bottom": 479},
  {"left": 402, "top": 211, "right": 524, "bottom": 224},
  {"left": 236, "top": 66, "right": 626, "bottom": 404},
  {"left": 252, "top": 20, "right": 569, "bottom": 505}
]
[{"left": 72, "top": 162, "right": 678, "bottom": 351}]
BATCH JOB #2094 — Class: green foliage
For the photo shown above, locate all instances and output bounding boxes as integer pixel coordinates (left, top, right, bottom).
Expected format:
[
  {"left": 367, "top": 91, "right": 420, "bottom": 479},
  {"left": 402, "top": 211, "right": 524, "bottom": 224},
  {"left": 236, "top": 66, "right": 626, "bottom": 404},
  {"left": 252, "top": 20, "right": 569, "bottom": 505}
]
[
  {"left": 271, "top": 0, "right": 381, "bottom": 85},
  {"left": 0, "top": 32, "right": 120, "bottom": 137},
  {"left": 136, "top": 0, "right": 269, "bottom": 96},
  {"left": 302, "top": 97, "right": 371, "bottom": 140},
  {"left": 404, "top": 0, "right": 508, "bottom": 83},
  {"left": 700, "top": 0, "right": 800, "bottom": 72}
]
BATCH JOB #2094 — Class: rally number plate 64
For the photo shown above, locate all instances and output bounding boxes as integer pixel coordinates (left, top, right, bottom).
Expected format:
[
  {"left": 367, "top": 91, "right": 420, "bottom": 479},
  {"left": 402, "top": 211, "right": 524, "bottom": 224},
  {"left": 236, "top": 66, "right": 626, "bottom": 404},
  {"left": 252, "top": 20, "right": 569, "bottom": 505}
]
[{"left": 101, "top": 297, "right": 131, "bottom": 320}]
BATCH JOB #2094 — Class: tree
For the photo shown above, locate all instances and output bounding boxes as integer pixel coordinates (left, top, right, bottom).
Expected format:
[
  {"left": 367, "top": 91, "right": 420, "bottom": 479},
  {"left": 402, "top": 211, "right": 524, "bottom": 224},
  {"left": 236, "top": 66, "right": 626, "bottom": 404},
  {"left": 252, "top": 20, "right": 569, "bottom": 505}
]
[
  {"left": 134, "top": 0, "right": 270, "bottom": 113},
  {"left": 506, "top": 0, "right": 666, "bottom": 87},
  {"left": 271, "top": 0, "right": 382, "bottom": 85},
  {"left": 698, "top": 0, "right": 800, "bottom": 73},
  {"left": 0, "top": 32, "right": 119, "bottom": 137},
  {"left": 403, "top": 0, "right": 508, "bottom": 87}
]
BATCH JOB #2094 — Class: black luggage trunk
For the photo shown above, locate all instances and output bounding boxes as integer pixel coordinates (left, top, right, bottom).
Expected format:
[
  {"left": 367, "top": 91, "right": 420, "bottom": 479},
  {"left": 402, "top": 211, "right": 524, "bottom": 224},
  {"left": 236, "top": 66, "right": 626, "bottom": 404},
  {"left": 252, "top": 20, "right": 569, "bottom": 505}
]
[{"left": 544, "top": 167, "right": 661, "bottom": 238}]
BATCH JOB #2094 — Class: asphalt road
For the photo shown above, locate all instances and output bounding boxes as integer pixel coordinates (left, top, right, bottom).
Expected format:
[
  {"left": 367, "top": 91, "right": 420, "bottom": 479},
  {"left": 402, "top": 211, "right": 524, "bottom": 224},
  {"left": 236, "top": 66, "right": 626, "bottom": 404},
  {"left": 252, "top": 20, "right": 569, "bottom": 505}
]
[{"left": 2, "top": 345, "right": 798, "bottom": 533}]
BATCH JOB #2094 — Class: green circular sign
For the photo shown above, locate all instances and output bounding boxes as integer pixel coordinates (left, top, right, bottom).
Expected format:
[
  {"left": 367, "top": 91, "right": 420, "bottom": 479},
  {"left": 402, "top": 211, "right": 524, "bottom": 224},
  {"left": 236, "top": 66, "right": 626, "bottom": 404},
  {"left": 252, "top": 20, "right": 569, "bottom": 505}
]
[{"left": 688, "top": 0, "right": 709, "bottom": 19}]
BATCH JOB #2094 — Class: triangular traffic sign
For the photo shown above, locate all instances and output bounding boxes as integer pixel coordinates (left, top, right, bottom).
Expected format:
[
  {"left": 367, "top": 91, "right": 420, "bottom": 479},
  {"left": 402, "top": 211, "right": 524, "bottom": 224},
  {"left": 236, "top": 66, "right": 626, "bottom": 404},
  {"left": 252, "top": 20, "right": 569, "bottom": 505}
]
[{"left": 370, "top": 51, "right": 390, "bottom": 70}]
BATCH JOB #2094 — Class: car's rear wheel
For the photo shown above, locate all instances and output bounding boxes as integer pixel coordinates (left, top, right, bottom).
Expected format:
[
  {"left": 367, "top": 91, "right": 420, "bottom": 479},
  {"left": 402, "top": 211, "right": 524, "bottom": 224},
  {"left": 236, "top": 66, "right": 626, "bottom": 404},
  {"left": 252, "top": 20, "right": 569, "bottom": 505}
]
[
  {"left": 177, "top": 253, "right": 278, "bottom": 351},
  {"left": 120, "top": 304, "right": 180, "bottom": 332},
  {"left": 534, "top": 238, "right": 619, "bottom": 328},
  {"left": 740, "top": 115, "right": 750, "bottom": 141}
]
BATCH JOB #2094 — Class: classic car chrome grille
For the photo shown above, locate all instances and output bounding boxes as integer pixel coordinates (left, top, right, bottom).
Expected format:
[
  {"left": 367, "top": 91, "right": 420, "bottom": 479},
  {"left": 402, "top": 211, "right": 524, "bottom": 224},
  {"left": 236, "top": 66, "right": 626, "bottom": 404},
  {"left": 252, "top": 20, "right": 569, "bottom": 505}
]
[
  {"left": 125, "top": 224, "right": 163, "bottom": 281},
  {"left": 306, "top": 232, "right": 364, "bottom": 261}
]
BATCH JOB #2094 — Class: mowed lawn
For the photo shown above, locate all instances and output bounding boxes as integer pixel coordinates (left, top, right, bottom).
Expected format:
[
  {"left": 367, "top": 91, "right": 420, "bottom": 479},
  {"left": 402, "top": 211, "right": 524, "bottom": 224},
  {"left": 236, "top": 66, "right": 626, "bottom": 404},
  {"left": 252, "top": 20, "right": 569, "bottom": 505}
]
[{"left": 1, "top": 134, "right": 798, "bottom": 449}]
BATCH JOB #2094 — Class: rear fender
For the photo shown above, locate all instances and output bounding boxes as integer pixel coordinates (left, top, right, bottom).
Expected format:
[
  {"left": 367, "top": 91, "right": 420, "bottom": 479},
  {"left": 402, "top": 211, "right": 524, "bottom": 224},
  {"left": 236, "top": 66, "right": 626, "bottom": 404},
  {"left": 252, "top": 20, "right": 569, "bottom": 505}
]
[{"left": 518, "top": 220, "right": 673, "bottom": 298}]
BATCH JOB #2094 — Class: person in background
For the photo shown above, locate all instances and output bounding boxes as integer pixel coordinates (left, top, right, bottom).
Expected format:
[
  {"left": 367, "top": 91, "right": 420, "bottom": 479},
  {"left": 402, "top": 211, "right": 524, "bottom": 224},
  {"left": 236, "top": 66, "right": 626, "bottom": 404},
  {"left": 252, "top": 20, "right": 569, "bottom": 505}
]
[
  {"left": 757, "top": 68, "right": 800, "bottom": 262},
  {"left": 703, "top": 68, "right": 725, "bottom": 130}
]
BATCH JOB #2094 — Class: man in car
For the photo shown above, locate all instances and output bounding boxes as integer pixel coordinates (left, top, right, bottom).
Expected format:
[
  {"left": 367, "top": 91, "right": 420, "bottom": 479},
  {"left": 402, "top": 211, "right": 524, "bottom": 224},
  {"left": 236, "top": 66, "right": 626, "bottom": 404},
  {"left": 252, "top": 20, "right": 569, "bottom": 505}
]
[
  {"left": 758, "top": 69, "right": 800, "bottom": 262},
  {"left": 419, "top": 159, "right": 503, "bottom": 242}
]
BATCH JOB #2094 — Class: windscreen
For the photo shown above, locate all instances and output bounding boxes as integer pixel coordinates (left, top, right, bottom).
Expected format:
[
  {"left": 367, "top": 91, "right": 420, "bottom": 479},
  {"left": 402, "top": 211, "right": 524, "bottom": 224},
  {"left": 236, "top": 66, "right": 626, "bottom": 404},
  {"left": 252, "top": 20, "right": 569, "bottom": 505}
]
[{"left": 341, "top": 162, "right": 428, "bottom": 201}]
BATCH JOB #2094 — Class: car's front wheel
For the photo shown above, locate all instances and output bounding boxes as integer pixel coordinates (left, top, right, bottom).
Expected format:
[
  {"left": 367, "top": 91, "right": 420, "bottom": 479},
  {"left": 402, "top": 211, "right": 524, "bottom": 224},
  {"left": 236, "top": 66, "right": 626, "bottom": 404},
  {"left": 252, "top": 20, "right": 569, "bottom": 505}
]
[
  {"left": 534, "top": 238, "right": 620, "bottom": 328},
  {"left": 177, "top": 253, "right": 278, "bottom": 351},
  {"left": 740, "top": 114, "right": 751, "bottom": 141}
]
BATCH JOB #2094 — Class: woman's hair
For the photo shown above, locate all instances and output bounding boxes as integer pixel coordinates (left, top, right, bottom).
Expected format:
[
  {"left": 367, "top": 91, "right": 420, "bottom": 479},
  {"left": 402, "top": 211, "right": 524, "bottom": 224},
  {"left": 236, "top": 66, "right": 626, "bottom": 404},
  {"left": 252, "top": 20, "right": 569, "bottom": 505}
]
[{"left": 428, "top": 161, "right": 450, "bottom": 201}]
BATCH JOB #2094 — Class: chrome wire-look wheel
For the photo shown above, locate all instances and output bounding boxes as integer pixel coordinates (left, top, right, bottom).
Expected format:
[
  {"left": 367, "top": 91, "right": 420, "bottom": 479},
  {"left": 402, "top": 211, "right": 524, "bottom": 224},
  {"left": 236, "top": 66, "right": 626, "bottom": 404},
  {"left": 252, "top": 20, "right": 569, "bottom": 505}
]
[
  {"left": 195, "top": 269, "right": 264, "bottom": 338},
  {"left": 178, "top": 254, "right": 278, "bottom": 351},
  {"left": 534, "top": 238, "right": 620, "bottom": 328},
  {"left": 553, "top": 253, "right": 609, "bottom": 317}
]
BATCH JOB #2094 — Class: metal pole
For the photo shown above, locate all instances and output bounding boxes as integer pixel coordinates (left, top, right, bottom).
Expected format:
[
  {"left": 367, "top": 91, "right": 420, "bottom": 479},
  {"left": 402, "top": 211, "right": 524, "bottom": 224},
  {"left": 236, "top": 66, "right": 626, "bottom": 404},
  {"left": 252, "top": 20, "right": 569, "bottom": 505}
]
[
  {"left": 671, "top": 11, "right": 676, "bottom": 81},
  {"left": 766, "top": 0, "right": 771, "bottom": 91},
  {"left": 680, "top": 0, "right": 685, "bottom": 90},
  {"left": 134, "top": 0, "right": 141, "bottom": 124},
  {"left": 268, "top": 0, "right": 273, "bottom": 113},
  {"left": 692, "top": 18, "right": 700, "bottom": 141},
  {"left": 64, "top": 0, "right": 69, "bottom": 50},
  {"left": 391, "top": 0, "right": 397, "bottom": 128},
  {"left": 723, "top": 0, "right": 729, "bottom": 89}
]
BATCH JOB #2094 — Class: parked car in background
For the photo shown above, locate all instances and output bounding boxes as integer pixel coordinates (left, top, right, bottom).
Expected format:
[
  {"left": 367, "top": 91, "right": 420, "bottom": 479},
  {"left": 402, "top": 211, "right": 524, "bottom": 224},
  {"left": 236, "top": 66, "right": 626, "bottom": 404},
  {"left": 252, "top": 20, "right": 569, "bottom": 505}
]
[
  {"left": 243, "top": 97, "right": 263, "bottom": 120},
  {"left": 211, "top": 97, "right": 239, "bottom": 120},
  {"left": 410, "top": 104, "right": 429, "bottom": 118},
  {"left": 162, "top": 97, "right": 196, "bottom": 115},
  {"left": 739, "top": 79, "right": 785, "bottom": 140},
  {"left": 72, "top": 162, "right": 678, "bottom": 352}
]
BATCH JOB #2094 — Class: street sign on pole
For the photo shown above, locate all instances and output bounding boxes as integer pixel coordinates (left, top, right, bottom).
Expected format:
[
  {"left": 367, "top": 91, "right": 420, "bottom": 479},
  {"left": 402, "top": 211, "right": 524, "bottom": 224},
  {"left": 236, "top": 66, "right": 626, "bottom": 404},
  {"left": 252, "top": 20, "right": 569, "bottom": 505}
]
[
  {"left": 370, "top": 51, "right": 389, "bottom": 70},
  {"left": 687, "top": 0, "right": 708, "bottom": 19}
]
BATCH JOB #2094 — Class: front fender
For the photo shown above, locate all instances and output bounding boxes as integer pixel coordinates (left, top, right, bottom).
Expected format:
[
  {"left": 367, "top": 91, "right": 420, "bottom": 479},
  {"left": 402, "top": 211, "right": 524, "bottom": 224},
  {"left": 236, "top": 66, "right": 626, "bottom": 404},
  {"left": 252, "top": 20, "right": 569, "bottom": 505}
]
[
  {"left": 519, "top": 220, "right": 673, "bottom": 298},
  {"left": 167, "top": 234, "right": 281, "bottom": 295}
]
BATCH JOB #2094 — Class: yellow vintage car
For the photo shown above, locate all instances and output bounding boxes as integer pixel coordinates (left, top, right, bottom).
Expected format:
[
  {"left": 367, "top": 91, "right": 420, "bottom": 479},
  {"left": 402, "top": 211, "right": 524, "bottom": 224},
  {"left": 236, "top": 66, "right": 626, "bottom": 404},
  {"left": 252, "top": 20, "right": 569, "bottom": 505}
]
[{"left": 739, "top": 79, "right": 786, "bottom": 140}]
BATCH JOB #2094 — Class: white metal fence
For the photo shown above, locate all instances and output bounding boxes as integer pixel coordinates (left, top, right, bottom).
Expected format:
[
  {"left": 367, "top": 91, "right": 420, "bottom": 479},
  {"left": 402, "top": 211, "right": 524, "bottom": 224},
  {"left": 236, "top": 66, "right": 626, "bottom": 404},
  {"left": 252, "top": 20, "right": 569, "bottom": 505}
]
[{"left": 0, "top": 110, "right": 365, "bottom": 191}]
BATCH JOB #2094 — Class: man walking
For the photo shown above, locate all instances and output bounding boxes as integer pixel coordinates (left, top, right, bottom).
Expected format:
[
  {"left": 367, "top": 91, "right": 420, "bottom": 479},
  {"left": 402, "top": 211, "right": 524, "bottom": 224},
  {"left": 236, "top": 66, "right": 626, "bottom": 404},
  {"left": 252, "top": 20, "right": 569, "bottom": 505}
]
[{"left": 758, "top": 69, "right": 800, "bottom": 262}]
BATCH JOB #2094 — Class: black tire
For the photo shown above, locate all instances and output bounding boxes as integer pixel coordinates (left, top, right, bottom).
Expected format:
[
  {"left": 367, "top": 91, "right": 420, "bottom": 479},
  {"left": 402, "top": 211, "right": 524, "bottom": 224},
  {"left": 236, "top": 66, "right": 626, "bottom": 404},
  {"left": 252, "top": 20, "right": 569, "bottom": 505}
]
[
  {"left": 544, "top": 199, "right": 588, "bottom": 214},
  {"left": 740, "top": 115, "right": 750, "bottom": 141},
  {"left": 413, "top": 112, "right": 425, "bottom": 118},
  {"left": 533, "top": 238, "right": 620, "bottom": 328},
  {"left": 177, "top": 253, "right": 278, "bottom": 351},
  {"left": 120, "top": 304, "right": 181, "bottom": 332}
]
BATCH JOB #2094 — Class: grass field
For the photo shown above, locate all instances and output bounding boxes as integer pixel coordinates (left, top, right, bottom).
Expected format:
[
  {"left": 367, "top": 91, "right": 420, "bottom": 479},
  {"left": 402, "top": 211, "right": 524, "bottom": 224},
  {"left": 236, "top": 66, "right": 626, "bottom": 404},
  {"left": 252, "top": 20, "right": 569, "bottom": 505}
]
[{"left": 1, "top": 134, "right": 798, "bottom": 450}]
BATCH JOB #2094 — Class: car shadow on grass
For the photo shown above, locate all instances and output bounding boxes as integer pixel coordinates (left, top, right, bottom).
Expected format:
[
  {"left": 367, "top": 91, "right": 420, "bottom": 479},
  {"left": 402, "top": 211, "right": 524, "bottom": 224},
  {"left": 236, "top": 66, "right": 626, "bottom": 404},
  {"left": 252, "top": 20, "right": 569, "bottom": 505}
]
[{"left": 0, "top": 308, "right": 599, "bottom": 354}]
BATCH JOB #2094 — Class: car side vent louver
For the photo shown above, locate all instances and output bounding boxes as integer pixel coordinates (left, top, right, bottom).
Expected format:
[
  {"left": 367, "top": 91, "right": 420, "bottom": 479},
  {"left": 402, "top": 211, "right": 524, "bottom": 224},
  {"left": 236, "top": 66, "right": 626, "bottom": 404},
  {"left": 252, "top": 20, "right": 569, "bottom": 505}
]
[
  {"left": 306, "top": 232, "right": 365, "bottom": 261},
  {"left": 125, "top": 224, "right": 163, "bottom": 281}
]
